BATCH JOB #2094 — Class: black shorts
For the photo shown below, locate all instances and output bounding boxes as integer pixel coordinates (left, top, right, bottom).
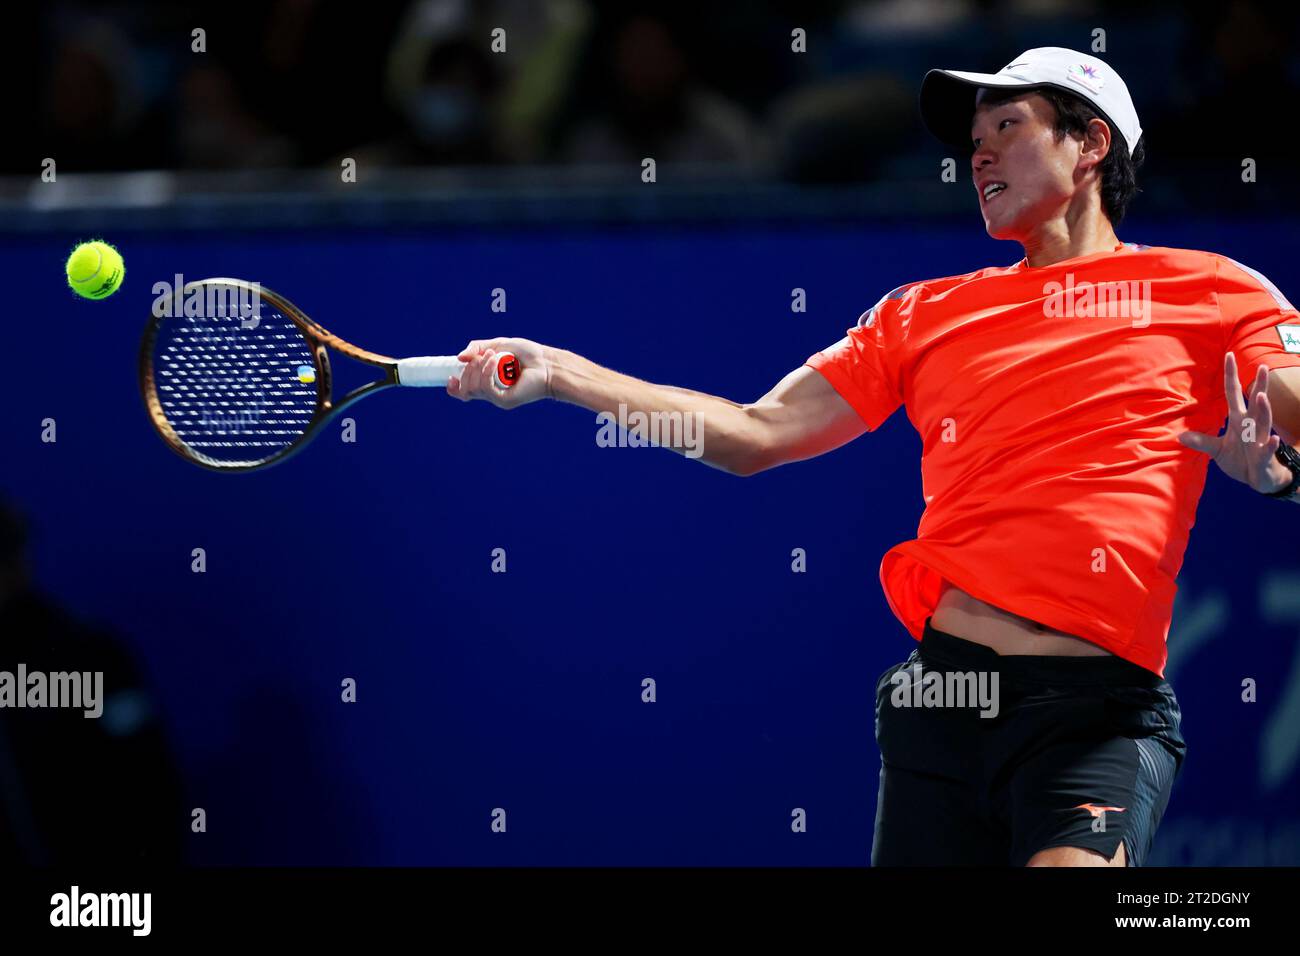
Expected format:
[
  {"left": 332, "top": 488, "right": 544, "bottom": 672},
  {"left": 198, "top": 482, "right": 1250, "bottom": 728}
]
[{"left": 871, "top": 617, "right": 1186, "bottom": 866}]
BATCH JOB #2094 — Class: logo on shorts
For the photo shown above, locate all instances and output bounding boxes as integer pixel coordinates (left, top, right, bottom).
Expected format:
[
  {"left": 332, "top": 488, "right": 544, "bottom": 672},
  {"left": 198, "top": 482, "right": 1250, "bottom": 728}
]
[
  {"left": 1276, "top": 324, "right": 1300, "bottom": 353},
  {"left": 1075, "top": 802, "right": 1125, "bottom": 834}
]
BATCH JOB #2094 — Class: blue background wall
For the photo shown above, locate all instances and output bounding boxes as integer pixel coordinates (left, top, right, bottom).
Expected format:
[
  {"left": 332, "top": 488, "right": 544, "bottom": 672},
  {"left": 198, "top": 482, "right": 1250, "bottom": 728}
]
[{"left": 4, "top": 215, "right": 1298, "bottom": 864}]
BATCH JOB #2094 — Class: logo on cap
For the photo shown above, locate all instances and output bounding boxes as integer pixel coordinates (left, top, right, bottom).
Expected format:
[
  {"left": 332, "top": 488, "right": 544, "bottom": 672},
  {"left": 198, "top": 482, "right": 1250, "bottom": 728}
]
[{"left": 1066, "top": 61, "right": 1105, "bottom": 93}]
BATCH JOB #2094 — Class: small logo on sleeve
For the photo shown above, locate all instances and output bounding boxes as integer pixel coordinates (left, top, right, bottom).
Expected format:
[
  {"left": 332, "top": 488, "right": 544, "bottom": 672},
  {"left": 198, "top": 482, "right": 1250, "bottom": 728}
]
[{"left": 1277, "top": 324, "right": 1300, "bottom": 353}]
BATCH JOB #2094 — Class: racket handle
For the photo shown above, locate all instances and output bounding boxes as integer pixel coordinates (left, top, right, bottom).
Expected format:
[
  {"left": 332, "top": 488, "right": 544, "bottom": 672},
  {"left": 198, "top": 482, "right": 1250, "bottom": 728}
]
[{"left": 397, "top": 353, "right": 520, "bottom": 389}]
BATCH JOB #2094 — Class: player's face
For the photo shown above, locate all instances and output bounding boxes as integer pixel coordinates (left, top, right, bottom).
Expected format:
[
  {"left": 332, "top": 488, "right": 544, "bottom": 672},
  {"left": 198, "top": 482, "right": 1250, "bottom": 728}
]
[{"left": 970, "top": 92, "right": 1082, "bottom": 241}]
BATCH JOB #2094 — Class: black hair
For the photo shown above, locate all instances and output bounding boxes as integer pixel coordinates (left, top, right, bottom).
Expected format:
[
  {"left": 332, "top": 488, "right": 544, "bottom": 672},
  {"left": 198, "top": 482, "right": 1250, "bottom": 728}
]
[{"left": 977, "top": 85, "right": 1145, "bottom": 225}]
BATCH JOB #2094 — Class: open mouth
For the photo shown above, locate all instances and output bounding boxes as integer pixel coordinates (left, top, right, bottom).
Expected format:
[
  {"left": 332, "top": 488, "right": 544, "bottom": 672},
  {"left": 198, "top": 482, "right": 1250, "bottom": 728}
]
[{"left": 981, "top": 182, "right": 1007, "bottom": 203}]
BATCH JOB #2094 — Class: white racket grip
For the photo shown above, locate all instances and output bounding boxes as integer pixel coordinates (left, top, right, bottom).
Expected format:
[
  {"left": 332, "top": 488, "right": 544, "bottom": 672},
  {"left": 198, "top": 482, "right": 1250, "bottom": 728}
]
[
  {"left": 396, "top": 356, "right": 464, "bottom": 386},
  {"left": 396, "top": 352, "right": 520, "bottom": 390}
]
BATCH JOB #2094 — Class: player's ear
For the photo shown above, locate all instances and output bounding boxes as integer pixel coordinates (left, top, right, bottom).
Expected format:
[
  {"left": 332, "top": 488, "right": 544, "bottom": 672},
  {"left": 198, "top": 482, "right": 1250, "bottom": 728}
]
[{"left": 1080, "top": 118, "right": 1111, "bottom": 170}]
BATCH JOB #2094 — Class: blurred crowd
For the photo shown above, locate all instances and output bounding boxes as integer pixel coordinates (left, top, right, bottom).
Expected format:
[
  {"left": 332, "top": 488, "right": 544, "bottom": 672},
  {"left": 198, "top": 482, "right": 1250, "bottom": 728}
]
[
  {"left": 5, "top": 0, "right": 1300, "bottom": 181},
  {"left": 0, "top": 502, "right": 184, "bottom": 865}
]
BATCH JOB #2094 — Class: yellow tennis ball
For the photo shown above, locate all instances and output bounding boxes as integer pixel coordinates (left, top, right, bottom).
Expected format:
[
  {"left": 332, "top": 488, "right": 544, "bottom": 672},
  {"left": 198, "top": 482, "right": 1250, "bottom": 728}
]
[{"left": 66, "top": 240, "right": 125, "bottom": 299}]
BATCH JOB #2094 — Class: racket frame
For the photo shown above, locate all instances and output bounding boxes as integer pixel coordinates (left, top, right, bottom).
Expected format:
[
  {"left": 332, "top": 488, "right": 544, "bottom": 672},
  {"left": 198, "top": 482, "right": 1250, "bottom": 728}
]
[{"left": 140, "top": 277, "right": 401, "bottom": 473}]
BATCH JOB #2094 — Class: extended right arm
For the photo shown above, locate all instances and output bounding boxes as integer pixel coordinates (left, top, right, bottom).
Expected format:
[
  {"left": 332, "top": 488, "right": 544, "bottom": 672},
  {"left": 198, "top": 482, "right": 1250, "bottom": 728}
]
[{"left": 449, "top": 339, "right": 868, "bottom": 476}]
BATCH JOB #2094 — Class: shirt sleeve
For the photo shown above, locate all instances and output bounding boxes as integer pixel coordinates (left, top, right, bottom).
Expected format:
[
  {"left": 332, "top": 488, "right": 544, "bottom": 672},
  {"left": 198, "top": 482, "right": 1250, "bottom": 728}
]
[
  {"left": 804, "top": 284, "right": 911, "bottom": 431},
  {"left": 1217, "top": 255, "right": 1300, "bottom": 392}
]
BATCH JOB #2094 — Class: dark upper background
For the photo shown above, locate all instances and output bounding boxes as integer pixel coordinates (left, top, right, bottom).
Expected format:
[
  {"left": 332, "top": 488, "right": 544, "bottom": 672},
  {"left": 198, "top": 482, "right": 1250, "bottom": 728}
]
[
  {"left": 1, "top": 0, "right": 1298, "bottom": 867},
  {"left": 2, "top": 0, "right": 1298, "bottom": 200}
]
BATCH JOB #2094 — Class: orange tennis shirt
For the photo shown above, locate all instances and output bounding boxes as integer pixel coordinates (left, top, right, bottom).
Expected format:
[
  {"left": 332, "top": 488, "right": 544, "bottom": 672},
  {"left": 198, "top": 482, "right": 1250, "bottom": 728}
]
[{"left": 806, "top": 242, "right": 1300, "bottom": 675}]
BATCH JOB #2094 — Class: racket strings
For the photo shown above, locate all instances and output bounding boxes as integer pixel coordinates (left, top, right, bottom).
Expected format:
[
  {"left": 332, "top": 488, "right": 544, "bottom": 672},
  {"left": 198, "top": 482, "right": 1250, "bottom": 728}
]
[{"left": 151, "top": 307, "right": 318, "bottom": 459}]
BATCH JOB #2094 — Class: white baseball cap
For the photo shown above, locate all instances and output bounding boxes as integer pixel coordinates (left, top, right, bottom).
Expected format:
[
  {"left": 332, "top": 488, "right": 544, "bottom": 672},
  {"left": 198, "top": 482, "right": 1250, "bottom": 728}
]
[{"left": 920, "top": 47, "right": 1143, "bottom": 156}]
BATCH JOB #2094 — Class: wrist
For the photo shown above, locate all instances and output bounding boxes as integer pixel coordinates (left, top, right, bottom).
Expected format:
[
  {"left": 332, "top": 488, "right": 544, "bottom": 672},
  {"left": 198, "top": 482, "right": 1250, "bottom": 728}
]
[
  {"left": 1265, "top": 459, "right": 1291, "bottom": 492},
  {"left": 1264, "top": 442, "right": 1300, "bottom": 500},
  {"left": 542, "top": 346, "right": 573, "bottom": 403},
  {"left": 542, "top": 347, "right": 555, "bottom": 400},
  {"left": 543, "top": 345, "right": 569, "bottom": 403}
]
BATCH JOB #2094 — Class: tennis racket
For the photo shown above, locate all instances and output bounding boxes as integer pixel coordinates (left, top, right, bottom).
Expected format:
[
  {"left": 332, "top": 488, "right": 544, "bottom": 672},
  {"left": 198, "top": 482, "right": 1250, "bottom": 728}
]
[{"left": 140, "top": 277, "right": 518, "bottom": 472}]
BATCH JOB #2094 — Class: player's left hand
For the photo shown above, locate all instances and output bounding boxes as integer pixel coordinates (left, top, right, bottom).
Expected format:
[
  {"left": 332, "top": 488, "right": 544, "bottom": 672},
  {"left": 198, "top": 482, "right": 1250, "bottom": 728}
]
[{"left": 1178, "top": 351, "right": 1293, "bottom": 494}]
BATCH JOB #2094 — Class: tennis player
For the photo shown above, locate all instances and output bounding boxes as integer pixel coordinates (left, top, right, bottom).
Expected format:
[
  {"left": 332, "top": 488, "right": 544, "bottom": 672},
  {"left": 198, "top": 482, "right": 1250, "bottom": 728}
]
[{"left": 450, "top": 47, "right": 1300, "bottom": 866}]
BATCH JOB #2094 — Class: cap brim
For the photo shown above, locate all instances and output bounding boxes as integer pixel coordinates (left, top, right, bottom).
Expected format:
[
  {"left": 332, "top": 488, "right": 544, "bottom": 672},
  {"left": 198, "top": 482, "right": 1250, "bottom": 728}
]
[{"left": 919, "top": 68, "right": 1038, "bottom": 152}]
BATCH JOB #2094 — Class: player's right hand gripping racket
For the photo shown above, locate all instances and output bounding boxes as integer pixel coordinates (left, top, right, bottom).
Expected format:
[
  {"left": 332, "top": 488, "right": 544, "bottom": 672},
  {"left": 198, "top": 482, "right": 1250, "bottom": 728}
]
[{"left": 141, "top": 277, "right": 519, "bottom": 472}]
